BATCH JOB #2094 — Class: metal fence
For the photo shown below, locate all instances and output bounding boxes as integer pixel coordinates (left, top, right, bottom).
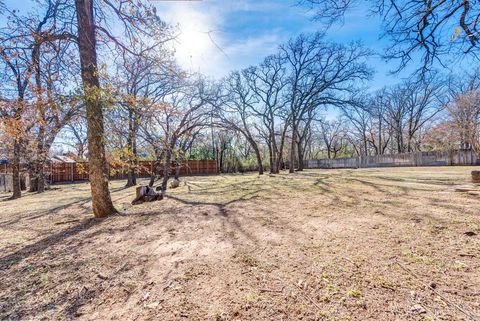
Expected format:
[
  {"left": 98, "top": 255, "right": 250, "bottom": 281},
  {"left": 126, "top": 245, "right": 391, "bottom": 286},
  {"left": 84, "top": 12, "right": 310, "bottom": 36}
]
[{"left": 304, "top": 150, "right": 479, "bottom": 169}]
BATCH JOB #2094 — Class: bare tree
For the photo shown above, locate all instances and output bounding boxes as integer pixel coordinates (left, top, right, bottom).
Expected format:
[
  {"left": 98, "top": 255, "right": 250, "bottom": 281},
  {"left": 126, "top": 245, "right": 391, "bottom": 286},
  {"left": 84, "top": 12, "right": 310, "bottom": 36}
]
[
  {"left": 300, "top": 0, "right": 480, "bottom": 73},
  {"left": 74, "top": 0, "right": 118, "bottom": 217},
  {"left": 446, "top": 75, "right": 480, "bottom": 154},
  {"left": 141, "top": 75, "right": 213, "bottom": 195},
  {"left": 218, "top": 71, "right": 265, "bottom": 175},
  {"left": 59, "top": 118, "right": 88, "bottom": 159},
  {"left": 111, "top": 41, "right": 176, "bottom": 187},
  {"left": 365, "top": 90, "right": 391, "bottom": 155},
  {"left": 243, "top": 54, "right": 289, "bottom": 174},
  {"left": 73, "top": 0, "right": 171, "bottom": 217},
  {"left": 318, "top": 119, "right": 348, "bottom": 159},
  {"left": 340, "top": 102, "right": 372, "bottom": 156},
  {"left": 280, "top": 33, "right": 371, "bottom": 171}
]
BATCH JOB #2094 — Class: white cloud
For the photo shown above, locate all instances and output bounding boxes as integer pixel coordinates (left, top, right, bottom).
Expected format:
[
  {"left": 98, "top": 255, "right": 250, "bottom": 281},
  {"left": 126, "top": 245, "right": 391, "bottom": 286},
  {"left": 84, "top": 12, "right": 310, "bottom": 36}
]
[{"left": 153, "top": 0, "right": 288, "bottom": 79}]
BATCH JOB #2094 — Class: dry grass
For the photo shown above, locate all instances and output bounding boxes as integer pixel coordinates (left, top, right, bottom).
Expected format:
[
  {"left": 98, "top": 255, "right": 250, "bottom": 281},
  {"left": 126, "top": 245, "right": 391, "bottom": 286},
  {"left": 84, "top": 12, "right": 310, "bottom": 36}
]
[{"left": 0, "top": 167, "right": 479, "bottom": 321}]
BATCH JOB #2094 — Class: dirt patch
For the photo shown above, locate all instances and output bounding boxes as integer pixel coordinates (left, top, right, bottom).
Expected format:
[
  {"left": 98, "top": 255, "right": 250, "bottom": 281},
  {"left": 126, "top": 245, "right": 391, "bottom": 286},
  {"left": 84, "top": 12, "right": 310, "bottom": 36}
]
[{"left": 0, "top": 167, "right": 479, "bottom": 320}]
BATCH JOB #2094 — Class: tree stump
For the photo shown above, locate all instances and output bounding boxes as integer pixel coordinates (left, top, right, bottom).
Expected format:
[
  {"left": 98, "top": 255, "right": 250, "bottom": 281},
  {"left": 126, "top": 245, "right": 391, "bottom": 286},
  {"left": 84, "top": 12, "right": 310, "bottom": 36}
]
[
  {"left": 472, "top": 171, "right": 480, "bottom": 183},
  {"left": 170, "top": 179, "right": 180, "bottom": 189},
  {"left": 131, "top": 185, "right": 162, "bottom": 205}
]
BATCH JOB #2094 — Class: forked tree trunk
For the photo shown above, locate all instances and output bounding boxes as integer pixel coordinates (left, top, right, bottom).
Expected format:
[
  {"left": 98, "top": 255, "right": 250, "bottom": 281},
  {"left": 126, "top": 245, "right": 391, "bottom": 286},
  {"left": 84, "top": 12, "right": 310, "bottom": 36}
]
[
  {"left": 160, "top": 151, "right": 172, "bottom": 196},
  {"left": 126, "top": 167, "right": 136, "bottom": 187},
  {"left": 75, "top": 0, "right": 116, "bottom": 217},
  {"left": 270, "top": 128, "right": 280, "bottom": 174},
  {"left": 32, "top": 38, "right": 46, "bottom": 194},
  {"left": 32, "top": 129, "right": 47, "bottom": 193},
  {"left": 148, "top": 160, "right": 160, "bottom": 187},
  {"left": 37, "top": 158, "right": 46, "bottom": 193}
]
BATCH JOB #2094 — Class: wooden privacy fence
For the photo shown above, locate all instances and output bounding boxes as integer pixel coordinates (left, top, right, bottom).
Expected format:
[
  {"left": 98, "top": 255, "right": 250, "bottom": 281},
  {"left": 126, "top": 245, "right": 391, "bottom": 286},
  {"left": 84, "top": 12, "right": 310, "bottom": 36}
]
[
  {"left": 48, "top": 160, "right": 217, "bottom": 183},
  {"left": 304, "top": 150, "right": 479, "bottom": 169}
]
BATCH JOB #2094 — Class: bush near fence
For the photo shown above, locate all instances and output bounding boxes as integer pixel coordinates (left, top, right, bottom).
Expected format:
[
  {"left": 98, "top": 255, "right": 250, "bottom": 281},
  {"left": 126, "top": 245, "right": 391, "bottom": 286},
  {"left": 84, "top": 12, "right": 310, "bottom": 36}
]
[{"left": 304, "top": 150, "right": 479, "bottom": 169}]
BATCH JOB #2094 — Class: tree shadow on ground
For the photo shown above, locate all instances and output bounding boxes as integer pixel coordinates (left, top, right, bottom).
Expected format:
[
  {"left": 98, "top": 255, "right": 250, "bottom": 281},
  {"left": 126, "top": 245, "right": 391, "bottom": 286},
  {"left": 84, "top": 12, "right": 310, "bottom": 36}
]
[
  {"left": 166, "top": 189, "right": 269, "bottom": 244},
  {"left": 0, "top": 185, "right": 130, "bottom": 228},
  {"left": 0, "top": 218, "right": 103, "bottom": 271}
]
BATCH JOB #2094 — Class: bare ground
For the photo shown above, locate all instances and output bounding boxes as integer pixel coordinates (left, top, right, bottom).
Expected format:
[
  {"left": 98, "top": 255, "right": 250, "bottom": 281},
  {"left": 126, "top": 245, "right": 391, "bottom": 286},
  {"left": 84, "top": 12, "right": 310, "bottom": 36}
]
[{"left": 0, "top": 167, "right": 479, "bottom": 321}]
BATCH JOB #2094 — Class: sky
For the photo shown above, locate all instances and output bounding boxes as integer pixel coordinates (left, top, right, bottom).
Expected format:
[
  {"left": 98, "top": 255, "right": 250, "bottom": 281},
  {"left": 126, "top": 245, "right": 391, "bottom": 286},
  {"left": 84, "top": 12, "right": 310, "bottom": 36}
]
[
  {"left": 1, "top": 0, "right": 469, "bottom": 90},
  {"left": 152, "top": 0, "right": 415, "bottom": 87}
]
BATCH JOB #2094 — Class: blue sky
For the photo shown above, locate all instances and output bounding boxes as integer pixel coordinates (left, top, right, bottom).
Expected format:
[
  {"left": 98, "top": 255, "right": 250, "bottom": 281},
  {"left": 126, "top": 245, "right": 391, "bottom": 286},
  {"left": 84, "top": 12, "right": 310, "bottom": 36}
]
[
  {"left": 153, "top": 0, "right": 417, "bottom": 87},
  {"left": 2, "top": 0, "right": 469, "bottom": 89}
]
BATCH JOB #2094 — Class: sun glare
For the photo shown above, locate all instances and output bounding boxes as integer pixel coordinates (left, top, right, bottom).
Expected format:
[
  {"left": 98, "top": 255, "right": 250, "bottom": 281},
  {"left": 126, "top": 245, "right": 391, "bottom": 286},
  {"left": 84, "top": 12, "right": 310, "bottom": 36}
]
[{"left": 171, "top": 9, "right": 215, "bottom": 70}]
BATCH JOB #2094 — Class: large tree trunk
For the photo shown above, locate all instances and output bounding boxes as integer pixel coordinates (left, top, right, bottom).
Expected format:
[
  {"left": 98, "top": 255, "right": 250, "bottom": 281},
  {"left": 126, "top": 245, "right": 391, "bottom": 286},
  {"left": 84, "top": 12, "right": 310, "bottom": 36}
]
[
  {"left": 289, "top": 128, "right": 296, "bottom": 173},
  {"left": 11, "top": 139, "right": 21, "bottom": 199},
  {"left": 276, "top": 125, "right": 287, "bottom": 173},
  {"left": 36, "top": 157, "right": 46, "bottom": 193},
  {"left": 271, "top": 141, "right": 279, "bottom": 174},
  {"left": 28, "top": 164, "right": 37, "bottom": 192},
  {"left": 126, "top": 166, "right": 136, "bottom": 187},
  {"left": 174, "top": 160, "right": 181, "bottom": 180},
  {"left": 75, "top": 0, "right": 116, "bottom": 217},
  {"left": 148, "top": 160, "right": 160, "bottom": 187},
  {"left": 268, "top": 141, "right": 274, "bottom": 174},
  {"left": 125, "top": 137, "right": 137, "bottom": 187},
  {"left": 160, "top": 150, "right": 172, "bottom": 196},
  {"left": 33, "top": 127, "right": 47, "bottom": 193},
  {"left": 32, "top": 37, "right": 46, "bottom": 194},
  {"left": 297, "top": 140, "right": 304, "bottom": 171},
  {"left": 219, "top": 146, "right": 225, "bottom": 173}
]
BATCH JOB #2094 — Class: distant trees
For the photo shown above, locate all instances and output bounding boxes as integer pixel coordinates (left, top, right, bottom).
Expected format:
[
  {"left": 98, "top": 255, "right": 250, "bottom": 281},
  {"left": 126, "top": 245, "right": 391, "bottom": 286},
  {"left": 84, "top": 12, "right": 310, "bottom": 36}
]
[
  {"left": 427, "top": 71, "right": 480, "bottom": 154},
  {"left": 338, "top": 77, "right": 446, "bottom": 156},
  {"left": 219, "top": 70, "right": 266, "bottom": 175},
  {"left": 311, "top": 119, "right": 348, "bottom": 159},
  {"left": 216, "top": 33, "right": 371, "bottom": 173},
  {"left": 281, "top": 34, "right": 371, "bottom": 171}
]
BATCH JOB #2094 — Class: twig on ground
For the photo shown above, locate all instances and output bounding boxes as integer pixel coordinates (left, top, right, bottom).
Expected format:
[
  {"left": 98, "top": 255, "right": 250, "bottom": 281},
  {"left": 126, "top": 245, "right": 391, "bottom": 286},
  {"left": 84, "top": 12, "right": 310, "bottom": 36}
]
[
  {"left": 394, "top": 259, "right": 479, "bottom": 321},
  {"left": 54, "top": 219, "right": 81, "bottom": 225},
  {"left": 259, "top": 285, "right": 285, "bottom": 293},
  {"left": 292, "top": 282, "right": 323, "bottom": 311}
]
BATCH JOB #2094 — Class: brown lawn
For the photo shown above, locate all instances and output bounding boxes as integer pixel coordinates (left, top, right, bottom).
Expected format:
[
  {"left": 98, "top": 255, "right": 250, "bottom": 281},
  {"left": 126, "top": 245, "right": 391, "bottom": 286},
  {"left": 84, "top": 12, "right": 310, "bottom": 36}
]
[{"left": 0, "top": 167, "right": 479, "bottom": 321}]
